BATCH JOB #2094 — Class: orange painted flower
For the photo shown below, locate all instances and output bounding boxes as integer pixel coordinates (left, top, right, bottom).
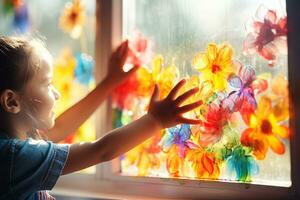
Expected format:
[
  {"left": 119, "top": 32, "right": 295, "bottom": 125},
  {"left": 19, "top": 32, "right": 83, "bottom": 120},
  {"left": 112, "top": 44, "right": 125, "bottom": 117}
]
[
  {"left": 241, "top": 96, "right": 289, "bottom": 160},
  {"left": 186, "top": 144, "right": 220, "bottom": 179},
  {"left": 166, "top": 144, "right": 185, "bottom": 177},
  {"left": 192, "top": 43, "right": 235, "bottom": 91},
  {"left": 59, "top": 0, "right": 86, "bottom": 39}
]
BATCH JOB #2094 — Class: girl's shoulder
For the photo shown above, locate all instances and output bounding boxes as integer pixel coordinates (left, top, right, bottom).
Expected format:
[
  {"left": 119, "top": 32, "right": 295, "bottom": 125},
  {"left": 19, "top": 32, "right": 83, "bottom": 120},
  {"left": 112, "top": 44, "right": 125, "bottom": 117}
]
[{"left": 0, "top": 135, "right": 70, "bottom": 199}]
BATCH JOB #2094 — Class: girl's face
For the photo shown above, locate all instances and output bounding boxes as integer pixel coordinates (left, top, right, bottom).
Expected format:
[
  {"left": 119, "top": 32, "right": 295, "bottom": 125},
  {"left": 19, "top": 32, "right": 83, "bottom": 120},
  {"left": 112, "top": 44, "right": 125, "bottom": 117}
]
[{"left": 21, "top": 50, "right": 60, "bottom": 130}]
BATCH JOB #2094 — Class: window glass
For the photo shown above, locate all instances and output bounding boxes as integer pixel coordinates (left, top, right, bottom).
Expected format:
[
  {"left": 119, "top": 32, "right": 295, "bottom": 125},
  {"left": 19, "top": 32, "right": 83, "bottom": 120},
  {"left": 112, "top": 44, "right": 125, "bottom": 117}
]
[{"left": 114, "top": 0, "right": 290, "bottom": 186}]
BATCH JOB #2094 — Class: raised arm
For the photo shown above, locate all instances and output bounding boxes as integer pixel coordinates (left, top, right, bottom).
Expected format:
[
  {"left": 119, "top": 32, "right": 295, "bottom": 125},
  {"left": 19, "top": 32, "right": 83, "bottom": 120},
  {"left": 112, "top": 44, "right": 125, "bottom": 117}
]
[
  {"left": 62, "top": 79, "right": 202, "bottom": 175},
  {"left": 43, "top": 41, "right": 139, "bottom": 142}
]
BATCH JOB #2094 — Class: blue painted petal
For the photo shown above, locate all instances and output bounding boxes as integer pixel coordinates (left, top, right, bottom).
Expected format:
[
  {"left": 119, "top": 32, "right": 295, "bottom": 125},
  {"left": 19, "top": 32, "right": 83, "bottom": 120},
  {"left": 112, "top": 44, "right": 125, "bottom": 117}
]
[
  {"left": 179, "top": 124, "right": 191, "bottom": 142},
  {"left": 13, "top": 4, "right": 29, "bottom": 33},
  {"left": 228, "top": 75, "right": 243, "bottom": 89},
  {"left": 74, "top": 53, "right": 95, "bottom": 85},
  {"left": 162, "top": 131, "right": 175, "bottom": 148},
  {"left": 247, "top": 156, "right": 259, "bottom": 176}
]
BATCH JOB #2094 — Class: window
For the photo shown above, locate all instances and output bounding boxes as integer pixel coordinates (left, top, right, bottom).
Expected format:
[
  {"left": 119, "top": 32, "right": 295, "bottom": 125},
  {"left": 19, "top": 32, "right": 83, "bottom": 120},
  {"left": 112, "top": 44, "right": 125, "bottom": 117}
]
[
  {"left": 89, "top": 0, "right": 299, "bottom": 199},
  {"left": 114, "top": 0, "right": 291, "bottom": 187}
]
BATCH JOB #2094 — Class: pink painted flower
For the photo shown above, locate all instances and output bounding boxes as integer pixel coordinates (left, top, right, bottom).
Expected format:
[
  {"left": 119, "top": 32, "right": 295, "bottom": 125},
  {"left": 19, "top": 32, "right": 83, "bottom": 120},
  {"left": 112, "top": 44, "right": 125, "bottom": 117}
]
[{"left": 243, "top": 6, "right": 287, "bottom": 66}]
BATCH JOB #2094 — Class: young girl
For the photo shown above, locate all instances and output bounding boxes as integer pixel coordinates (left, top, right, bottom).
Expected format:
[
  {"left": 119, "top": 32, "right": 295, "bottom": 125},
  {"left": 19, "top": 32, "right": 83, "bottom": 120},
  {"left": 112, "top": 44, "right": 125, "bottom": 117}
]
[{"left": 0, "top": 36, "right": 202, "bottom": 199}]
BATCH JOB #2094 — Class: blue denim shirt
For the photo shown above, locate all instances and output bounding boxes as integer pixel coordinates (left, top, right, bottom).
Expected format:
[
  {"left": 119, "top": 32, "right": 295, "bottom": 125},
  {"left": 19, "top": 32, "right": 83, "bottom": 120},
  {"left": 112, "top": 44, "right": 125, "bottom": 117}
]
[{"left": 0, "top": 133, "right": 70, "bottom": 200}]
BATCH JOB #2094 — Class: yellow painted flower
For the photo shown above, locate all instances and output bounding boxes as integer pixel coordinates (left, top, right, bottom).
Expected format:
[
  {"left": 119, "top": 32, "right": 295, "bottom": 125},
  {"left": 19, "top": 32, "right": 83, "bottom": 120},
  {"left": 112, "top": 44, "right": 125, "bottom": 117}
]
[
  {"left": 192, "top": 43, "right": 234, "bottom": 91},
  {"left": 59, "top": 0, "right": 86, "bottom": 39},
  {"left": 123, "top": 132, "right": 162, "bottom": 176},
  {"left": 53, "top": 48, "right": 76, "bottom": 115},
  {"left": 137, "top": 55, "right": 179, "bottom": 99},
  {"left": 241, "top": 96, "right": 289, "bottom": 160}
]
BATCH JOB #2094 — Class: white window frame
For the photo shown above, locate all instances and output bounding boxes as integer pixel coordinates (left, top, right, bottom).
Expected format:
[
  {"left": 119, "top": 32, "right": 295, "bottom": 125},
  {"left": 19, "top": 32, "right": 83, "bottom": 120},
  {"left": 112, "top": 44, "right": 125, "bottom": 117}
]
[{"left": 53, "top": 0, "right": 300, "bottom": 199}]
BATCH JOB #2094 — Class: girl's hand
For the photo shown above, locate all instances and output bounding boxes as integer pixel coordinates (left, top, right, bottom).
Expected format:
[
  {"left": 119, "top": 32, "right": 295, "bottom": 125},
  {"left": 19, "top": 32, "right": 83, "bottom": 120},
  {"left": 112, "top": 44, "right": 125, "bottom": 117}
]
[
  {"left": 148, "top": 79, "right": 203, "bottom": 129},
  {"left": 105, "top": 40, "right": 139, "bottom": 87}
]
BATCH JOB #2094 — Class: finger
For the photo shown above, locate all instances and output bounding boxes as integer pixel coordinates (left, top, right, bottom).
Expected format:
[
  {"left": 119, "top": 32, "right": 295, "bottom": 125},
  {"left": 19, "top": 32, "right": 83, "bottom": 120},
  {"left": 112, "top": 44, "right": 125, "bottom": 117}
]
[
  {"left": 176, "top": 116, "right": 202, "bottom": 125},
  {"left": 149, "top": 84, "right": 160, "bottom": 106},
  {"left": 167, "top": 79, "right": 186, "bottom": 100},
  {"left": 177, "top": 100, "right": 203, "bottom": 113},
  {"left": 174, "top": 87, "right": 199, "bottom": 106},
  {"left": 120, "top": 45, "right": 129, "bottom": 65},
  {"left": 116, "top": 40, "right": 128, "bottom": 58}
]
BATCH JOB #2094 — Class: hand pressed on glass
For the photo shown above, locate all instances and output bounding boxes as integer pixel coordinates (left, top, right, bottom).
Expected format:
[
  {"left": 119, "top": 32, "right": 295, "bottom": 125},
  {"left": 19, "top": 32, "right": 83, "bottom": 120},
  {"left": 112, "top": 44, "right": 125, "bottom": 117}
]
[
  {"left": 106, "top": 40, "right": 139, "bottom": 87},
  {"left": 148, "top": 79, "right": 203, "bottom": 129}
]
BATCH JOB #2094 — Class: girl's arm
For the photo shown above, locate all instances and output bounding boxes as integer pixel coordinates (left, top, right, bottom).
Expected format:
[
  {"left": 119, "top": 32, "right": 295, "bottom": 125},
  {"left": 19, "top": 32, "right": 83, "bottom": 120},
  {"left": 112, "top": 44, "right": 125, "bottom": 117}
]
[
  {"left": 43, "top": 41, "right": 138, "bottom": 142},
  {"left": 62, "top": 80, "right": 202, "bottom": 175}
]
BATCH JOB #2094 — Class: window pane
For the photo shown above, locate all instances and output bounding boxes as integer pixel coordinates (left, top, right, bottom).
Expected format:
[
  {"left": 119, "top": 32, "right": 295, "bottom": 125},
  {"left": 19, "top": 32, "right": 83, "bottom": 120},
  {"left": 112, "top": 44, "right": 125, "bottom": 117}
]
[
  {"left": 0, "top": 0, "right": 96, "bottom": 174},
  {"left": 114, "top": 0, "right": 291, "bottom": 187}
]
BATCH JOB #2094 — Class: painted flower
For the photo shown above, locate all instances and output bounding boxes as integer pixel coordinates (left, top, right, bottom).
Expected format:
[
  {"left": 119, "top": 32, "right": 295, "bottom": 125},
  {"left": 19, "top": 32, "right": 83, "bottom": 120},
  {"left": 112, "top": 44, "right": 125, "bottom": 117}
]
[
  {"left": 243, "top": 6, "right": 287, "bottom": 66},
  {"left": 191, "top": 103, "right": 231, "bottom": 146},
  {"left": 222, "top": 64, "right": 267, "bottom": 124},
  {"left": 162, "top": 124, "right": 191, "bottom": 158},
  {"left": 59, "top": 0, "right": 86, "bottom": 39},
  {"left": 241, "top": 96, "right": 289, "bottom": 160},
  {"left": 53, "top": 49, "right": 77, "bottom": 114},
  {"left": 166, "top": 144, "right": 185, "bottom": 177},
  {"left": 112, "top": 73, "right": 139, "bottom": 109},
  {"left": 226, "top": 146, "right": 259, "bottom": 182},
  {"left": 186, "top": 143, "right": 220, "bottom": 179},
  {"left": 13, "top": 1, "right": 30, "bottom": 33},
  {"left": 123, "top": 132, "right": 162, "bottom": 176},
  {"left": 136, "top": 55, "right": 179, "bottom": 98},
  {"left": 192, "top": 43, "right": 234, "bottom": 91},
  {"left": 74, "top": 53, "right": 94, "bottom": 86},
  {"left": 127, "top": 31, "right": 153, "bottom": 66}
]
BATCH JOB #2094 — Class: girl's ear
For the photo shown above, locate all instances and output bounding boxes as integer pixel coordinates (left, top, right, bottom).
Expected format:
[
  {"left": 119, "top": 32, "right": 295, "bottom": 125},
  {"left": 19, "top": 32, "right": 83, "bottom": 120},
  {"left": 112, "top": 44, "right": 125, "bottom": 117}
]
[{"left": 0, "top": 89, "right": 21, "bottom": 114}]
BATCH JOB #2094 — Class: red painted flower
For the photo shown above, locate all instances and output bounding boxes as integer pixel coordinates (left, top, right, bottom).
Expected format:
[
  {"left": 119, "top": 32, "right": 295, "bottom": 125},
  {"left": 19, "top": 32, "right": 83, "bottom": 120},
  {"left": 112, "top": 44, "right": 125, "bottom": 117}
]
[
  {"left": 191, "top": 103, "right": 231, "bottom": 146},
  {"left": 243, "top": 6, "right": 287, "bottom": 66}
]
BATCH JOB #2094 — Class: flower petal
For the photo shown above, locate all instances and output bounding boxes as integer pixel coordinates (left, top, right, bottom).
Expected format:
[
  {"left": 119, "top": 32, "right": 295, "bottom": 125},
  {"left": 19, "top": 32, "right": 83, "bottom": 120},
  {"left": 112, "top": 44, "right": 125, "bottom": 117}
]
[
  {"left": 239, "top": 65, "right": 256, "bottom": 85},
  {"left": 228, "top": 75, "right": 243, "bottom": 89},
  {"left": 273, "top": 36, "right": 287, "bottom": 55},
  {"left": 206, "top": 43, "right": 218, "bottom": 62},
  {"left": 192, "top": 53, "right": 209, "bottom": 70},
  {"left": 217, "top": 44, "right": 233, "bottom": 66},
  {"left": 265, "top": 10, "right": 277, "bottom": 24},
  {"left": 267, "top": 135, "right": 285, "bottom": 154},
  {"left": 202, "top": 153, "right": 214, "bottom": 174},
  {"left": 243, "top": 33, "right": 257, "bottom": 55},
  {"left": 257, "top": 96, "right": 272, "bottom": 118},
  {"left": 253, "top": 137, "right": 268, "bottom": 160},
  {"left": 273, "top": 125, "right": 289, "bottom": 139},
  {"left": 241, "top": 128, "right": 254, "bottom": 146}
]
